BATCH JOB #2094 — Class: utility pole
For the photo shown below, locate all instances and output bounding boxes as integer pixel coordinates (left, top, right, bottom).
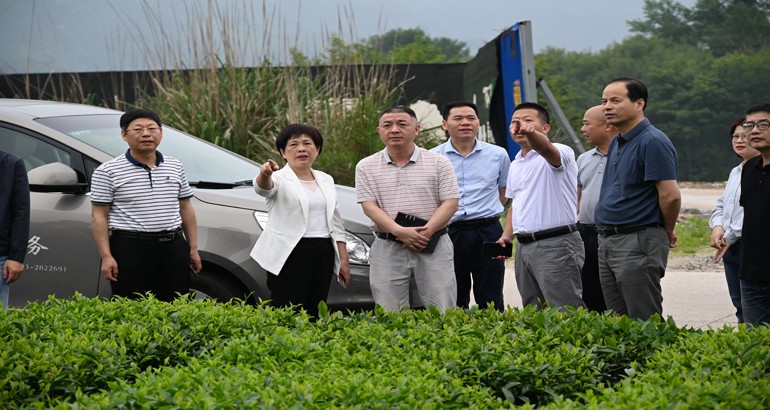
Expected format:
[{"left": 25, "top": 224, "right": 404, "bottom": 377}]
[{"left": 538, "top": 79, "right": 585, "bottom": 154}]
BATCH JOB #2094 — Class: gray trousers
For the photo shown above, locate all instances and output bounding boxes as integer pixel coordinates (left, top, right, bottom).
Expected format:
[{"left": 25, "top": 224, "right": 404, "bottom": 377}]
[
  {"left": 514, "top": 231, "right": 585, "bottom": 309},
  {"left": 368, "top": 235, "right": 457, "bottom": 312},
  {"left": 597, "top": 227, "right": 669, "bottom": 320}
]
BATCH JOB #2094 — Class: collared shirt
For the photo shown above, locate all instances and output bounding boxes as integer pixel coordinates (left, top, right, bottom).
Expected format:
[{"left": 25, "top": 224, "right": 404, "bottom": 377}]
[
  {"left": 739, "top": 156, "right": 770, "bottom": 281},
  {"left": 0, "top": 151, "right": 30, "bottom": 262},
  {"left": 709, "top": 161, "right": 747, "bottom": 245},
  {"left": 431, "top": 138, "right": 510, "bottom": 221},
  {"left": 576, "top": 147, "right": 607, "bottom": 225},
  {"left": 595, "top": 119, "right": 678, "bottom": 226},
  {"left": 91, "top": 150, "right": 193, "bottom": 232},
  {"left": 355, "top": 144, "right": 460, "bottom": 231},
  {"left": 505, "top": 143, "right": 578, "bottom": 233}
]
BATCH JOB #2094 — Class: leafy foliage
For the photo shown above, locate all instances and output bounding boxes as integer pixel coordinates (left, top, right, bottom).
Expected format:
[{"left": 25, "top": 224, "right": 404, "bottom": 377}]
[
  {"left": 537, "top": 0, "right": 770, "bottom": 181},
  {"left": 5, "top": 295, "right": 767, "bottom": 408},
  {"left": 301, "top": 28, "right": 472, "bottom": 65}
]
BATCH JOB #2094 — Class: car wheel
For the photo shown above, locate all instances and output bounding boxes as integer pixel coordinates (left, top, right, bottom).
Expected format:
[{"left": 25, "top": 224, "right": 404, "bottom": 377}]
[{"left": 189, "top": 268, "right": 251, "bottom": 303}]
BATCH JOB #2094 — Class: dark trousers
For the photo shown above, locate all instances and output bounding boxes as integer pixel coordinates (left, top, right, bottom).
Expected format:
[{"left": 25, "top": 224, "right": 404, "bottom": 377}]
[
  {"left": 579, "top": 226, "right": 607, "bottom": 312},
  {"left": 722, "top": 239, "right": 743, "bottom": 323},
  {"left": 109, "top": 235, "right": 190, "bottom": 302},
  {"left": 267, "top": 237, "right": 334, "bottom": 318},
  {"left": 741, "top": 278, "right": 770, "bottom": 327},
  {"left": 449, "top": 222, "right": 505, "bottom": 311}
]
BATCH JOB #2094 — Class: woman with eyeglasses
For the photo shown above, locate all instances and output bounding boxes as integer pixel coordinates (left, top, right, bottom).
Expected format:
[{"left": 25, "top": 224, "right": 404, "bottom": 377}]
[{"left": 708, "top": 116, "right": 759, "bottom": 323}]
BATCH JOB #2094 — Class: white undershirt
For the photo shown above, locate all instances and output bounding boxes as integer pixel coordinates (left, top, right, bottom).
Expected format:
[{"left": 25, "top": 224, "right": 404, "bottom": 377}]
[{"left": 301, "top": 180, "right": 330, "bottom": 238}]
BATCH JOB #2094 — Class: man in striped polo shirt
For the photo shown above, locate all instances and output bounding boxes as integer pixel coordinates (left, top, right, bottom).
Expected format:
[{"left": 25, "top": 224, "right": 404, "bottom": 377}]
[
  {"left": 355, "top": 106, "right": 460, "bottom": 312},
  {"left": 91, "top": 109, "right": 202, "bottom": 301}
]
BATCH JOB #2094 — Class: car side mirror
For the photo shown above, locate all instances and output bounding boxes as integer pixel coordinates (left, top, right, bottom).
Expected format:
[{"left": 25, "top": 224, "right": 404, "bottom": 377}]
[{"left": 28, "top": 162, "right": 88, "bottom": 194}]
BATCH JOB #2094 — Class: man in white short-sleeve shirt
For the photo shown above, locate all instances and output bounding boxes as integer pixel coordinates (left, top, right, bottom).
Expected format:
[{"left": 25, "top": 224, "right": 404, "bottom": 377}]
[{"left": 496, "top": 102, "right": 585, "bottom": 309}]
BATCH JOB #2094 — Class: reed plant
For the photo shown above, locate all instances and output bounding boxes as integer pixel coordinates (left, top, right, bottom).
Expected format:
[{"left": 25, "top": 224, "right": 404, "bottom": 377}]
[
  {"left": 6, "top": 0, "right": 413, "bottom": 186},
  {"left": 128, "top": 0, "right": 407, "bottom": 186}
]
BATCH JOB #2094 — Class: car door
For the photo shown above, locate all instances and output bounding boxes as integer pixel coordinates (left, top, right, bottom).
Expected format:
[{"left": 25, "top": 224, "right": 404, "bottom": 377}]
[{"left": 0, "top": 124, "right": 101, "bottom": 306}]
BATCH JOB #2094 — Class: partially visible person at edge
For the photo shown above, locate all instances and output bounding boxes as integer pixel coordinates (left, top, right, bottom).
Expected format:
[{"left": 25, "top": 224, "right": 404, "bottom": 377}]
[
  {"left": 738, "top": 103, "right": 770, "bottom": 326},
  {"left": 250, "top": 123, "right": 350, "bottom": 319},
  {"left": 709, "top": 116, "right": 759, "bottom": 324},
  {"left": 356, "top": 106, "right": 460, "bottom": 312},
  {"left": 0, "top": 150, "right": 30, "bottom": 308},
  {"left": 496, "top": 102, "right": 585, "bottom": 310},
  {"left": 595, "top": 77, "right": 681, "bottom": 321},
  {"left": 431, "top": 101, "right": 510, "bottom": 311},
  {"left": 91, "top": 108, "right": 202, "bottom": 301},
  {"left": 576, "top": 105, "right": 616, "bottom": 313}
]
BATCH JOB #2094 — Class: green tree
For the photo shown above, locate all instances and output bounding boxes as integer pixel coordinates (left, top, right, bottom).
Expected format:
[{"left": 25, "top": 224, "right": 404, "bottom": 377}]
[
  {"left": 298, "top": 28, "right": 471, "bottom": 64},
  {"left": 630, "top": 0, "right": 770, "bottom": 56}
]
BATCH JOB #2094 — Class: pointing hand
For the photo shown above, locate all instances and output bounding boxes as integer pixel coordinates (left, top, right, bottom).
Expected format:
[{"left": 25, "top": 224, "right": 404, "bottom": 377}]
[{"left": 260, "top": 159, "right": 280, "bottom": 176}]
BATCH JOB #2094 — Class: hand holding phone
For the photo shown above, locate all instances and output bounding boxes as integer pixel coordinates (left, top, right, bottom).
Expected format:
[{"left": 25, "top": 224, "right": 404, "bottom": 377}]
[{"left": 482, "top": 242, "right": 512, "bottom": 258}]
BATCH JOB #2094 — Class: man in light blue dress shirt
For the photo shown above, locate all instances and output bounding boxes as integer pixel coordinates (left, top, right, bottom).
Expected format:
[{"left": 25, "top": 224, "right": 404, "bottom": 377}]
[{"left": 432, "top": 101, "right": 511, "bottom": 311}]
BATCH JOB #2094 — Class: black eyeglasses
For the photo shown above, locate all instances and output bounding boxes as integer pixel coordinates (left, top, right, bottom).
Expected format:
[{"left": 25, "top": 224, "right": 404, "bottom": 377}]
[{"left": 741, "top": 120, "right": 770, "bottom": 131}]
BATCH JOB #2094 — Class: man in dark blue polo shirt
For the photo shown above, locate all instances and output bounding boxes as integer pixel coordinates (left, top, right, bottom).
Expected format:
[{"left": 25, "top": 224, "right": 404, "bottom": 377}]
[
  {"left": 739, "top": 103, "right": 770, "bottom": 326},
  {"left": 594, "top": 78, "right": 681, "bottom": 320}
]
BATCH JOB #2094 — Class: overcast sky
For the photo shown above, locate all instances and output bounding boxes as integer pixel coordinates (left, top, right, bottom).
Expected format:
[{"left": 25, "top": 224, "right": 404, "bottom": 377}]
[{"left": 1, "top": 0, "right": 696, "bottom": 74}]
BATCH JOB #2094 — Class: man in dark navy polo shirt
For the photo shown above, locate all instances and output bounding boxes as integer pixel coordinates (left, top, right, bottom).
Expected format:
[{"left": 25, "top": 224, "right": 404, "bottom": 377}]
[
  {"left": 594, "top": 78, "right": 681, "bottom": 320},
  {"left": 739, "top": 103, "right": 770, "bottom": 326}
]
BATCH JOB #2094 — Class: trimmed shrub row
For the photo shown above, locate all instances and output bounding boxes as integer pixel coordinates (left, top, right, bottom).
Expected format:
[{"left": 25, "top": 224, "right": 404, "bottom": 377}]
[{"left": 0, "top": 295, "right": 766, "bottom": 408}]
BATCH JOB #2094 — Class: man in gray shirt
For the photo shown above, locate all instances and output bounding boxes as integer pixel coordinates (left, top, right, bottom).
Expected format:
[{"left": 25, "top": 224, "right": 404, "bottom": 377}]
[{"left": 577, "top": 105, "right": 615, "bottom": 312}]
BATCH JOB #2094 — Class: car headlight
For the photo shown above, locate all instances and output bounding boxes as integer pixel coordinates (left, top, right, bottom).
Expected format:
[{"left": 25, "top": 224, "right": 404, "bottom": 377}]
[
  {"left": 343, "top": 232, "right": 370, "bottom": 265},
  {"left": 254, "top": 211, "right": 370, "bottom": 265}
]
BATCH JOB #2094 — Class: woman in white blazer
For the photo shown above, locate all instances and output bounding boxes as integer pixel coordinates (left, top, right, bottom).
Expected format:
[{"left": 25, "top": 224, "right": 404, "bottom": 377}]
[{"left": 250, "top": 124, "right": 350, "bottom": 318}]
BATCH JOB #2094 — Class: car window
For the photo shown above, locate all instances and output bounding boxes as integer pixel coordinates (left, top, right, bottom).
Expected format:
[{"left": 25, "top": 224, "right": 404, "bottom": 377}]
[
  {"left": 0, "top": 126, "right": 71, "bottom": 172},
  {"left": 36, "top": 114, "right": 259, "bottom": 184}
]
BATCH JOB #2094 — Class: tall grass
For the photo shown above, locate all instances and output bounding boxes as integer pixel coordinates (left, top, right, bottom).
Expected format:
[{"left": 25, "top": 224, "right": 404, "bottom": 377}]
[
  {"left": 7, "top": 0, "right": 411, "bottom": 186},
  {"left": 126, "top": 0, "right": 407, "bottom": 186}
]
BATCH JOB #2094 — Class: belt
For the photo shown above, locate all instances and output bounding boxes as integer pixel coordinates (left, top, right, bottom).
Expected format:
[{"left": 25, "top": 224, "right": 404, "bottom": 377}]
[
  {"left": 577, "top": 223, "right": 596, "bottom": 231},
  {"left": 374, "top": 228, "right": 448, "bottom": 242},
  {"left": 110, "top": 228, "right": 184, "bottom": 242},
  {"left": 515, "top": 224, "right": 577, "bottom": 244},
  {"left": 450, "top": 217, "right": 500, "bottom": 230},
  {"left": 595, "top": 223, "right": 661, "bottom": 237}
]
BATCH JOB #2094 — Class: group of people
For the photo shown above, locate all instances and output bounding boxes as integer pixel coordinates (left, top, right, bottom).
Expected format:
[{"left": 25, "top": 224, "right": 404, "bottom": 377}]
[
  {"left": 353, "top": 77, "right": 681, "bottom": 323},
  {"left": 352, "top": 76, "right": 769, "bottom": 328},
  {"left": 709, "top": 104, "right": 770, "bottom": 326},
  {"left": 1, "top": 78, "right": 767, "bottom": 328}
]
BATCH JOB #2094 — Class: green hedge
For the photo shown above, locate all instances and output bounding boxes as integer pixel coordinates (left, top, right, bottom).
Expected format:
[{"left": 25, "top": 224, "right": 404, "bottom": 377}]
[{"left": 0, "top": 295, "right": 766, "bottom": 408}]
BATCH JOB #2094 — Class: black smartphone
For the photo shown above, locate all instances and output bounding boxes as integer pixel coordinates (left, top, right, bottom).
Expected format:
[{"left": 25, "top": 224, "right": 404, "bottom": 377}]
[{"left": 482, "top": 242, "right": 512, "bottom": 257}]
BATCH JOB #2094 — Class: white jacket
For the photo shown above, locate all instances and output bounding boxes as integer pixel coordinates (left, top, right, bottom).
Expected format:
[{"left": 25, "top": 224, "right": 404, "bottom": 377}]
[{"left": 249, "top": 166, "right": 346, "bottom": 276}]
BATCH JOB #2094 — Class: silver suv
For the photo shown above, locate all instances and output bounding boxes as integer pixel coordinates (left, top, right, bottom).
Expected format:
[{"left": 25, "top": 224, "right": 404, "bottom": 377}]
[{"left": 0, "top": 99, "right": 375, "bottom": 308}]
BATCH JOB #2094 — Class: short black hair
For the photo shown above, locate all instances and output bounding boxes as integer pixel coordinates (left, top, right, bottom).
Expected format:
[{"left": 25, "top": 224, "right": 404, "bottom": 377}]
[
  {"left": 729, "top": 116, "right": 746, "bottom": 159},
  {"left": 746, "top": 103, "right": 770, "bottom": 116},
  {"left": 729, "top": 116, "right": 745, "bottom": 139},
  {"left": 379, "top": 106, "right": 417, "bottom": 121},
  {"left": 442, "top": 101, "right": 478, "bottom": 120},
  {"left": 607, "top": 77, "right": 648, "bottom": 110},
  {"left": 120, "top": 108, "right": 162, "bottom": 130},
  {"left": 513, "top": 102, "right": 550, "bottom": 125},
  {"left": 275, "top": 123, "right": 324, "bottom": 155}
]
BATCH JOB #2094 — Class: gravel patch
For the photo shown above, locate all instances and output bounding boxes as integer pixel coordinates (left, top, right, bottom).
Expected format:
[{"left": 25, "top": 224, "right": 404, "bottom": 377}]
[{"left": 668, "top": 254, "right": 722, "bottom": 272}]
